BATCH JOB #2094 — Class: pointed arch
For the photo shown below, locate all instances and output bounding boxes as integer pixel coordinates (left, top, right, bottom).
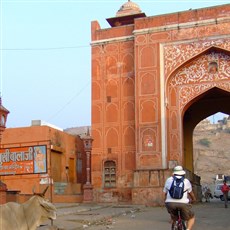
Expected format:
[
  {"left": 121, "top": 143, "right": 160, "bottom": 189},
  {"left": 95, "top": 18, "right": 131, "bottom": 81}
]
[
  {"left": 182, "top": 87, "right": 230, "bottom": 171},
  {"left": 92, "top": 81, "right": 101, "bottom": 100},
  {"left": 92, "top": 104, "right": 101, "bottom": 124},
  {"left": 91, "top": 129, "right": 102, "bottom": 148},
  {"left": 166, "top": 46, "right": 230, "bottom": 87},
  {"left": 140, "top": 72, "right": 156, "bottom": 95},
  {"left": 106, "top": 103, "right": 118, "bottom": 122},
  {"left": 106, "top": 56, "right": 118, "bottom": 76},
  {"left": 166, "top": 46, "right": 230, "bottom": 172},
  {"left": 167, "top": 48, "right": 230, "bottom": 111},
  {"left": 123, "top": 101, "right": 135, "bottom": 121},
  {"left": 123, "top": 126, "right": 135, "bottom": 146},
  {"left": 106, "top": 127, "right": 119, "bottom": 148},
  {"left": 122, "top": 54, "right": 134, "bottom": 73},
  {"left": 140, "top": 100, "right": 157, "bottom": 123},
  {"left": 106, "top": 79, "right": 118, "bottom": 98},
  {"left": 123, "top": 78, "right": 134, "bottom": 97},
  {"left": 140, "top": 46, "right": 156, "bottom": 68},
  {"left": 92, "top": 59, "right": 101, "bottom": 80}
]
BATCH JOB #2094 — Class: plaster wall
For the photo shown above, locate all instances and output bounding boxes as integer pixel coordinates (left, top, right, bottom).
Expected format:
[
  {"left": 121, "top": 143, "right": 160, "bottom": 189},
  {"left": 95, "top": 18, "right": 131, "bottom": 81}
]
[{"left": 0, "top": 126, "right": 83, "bottom": 203}]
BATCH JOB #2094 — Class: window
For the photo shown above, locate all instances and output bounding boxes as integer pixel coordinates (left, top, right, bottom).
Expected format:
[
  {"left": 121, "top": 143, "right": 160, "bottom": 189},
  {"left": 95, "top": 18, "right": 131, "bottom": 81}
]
[{"left": 104, "top": 161, "right": 116, "bottom": 188}]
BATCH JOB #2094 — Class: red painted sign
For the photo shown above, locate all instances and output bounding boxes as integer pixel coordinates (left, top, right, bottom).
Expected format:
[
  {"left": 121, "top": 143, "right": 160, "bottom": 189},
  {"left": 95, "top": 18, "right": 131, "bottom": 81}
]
[{"left": 0, "top": 145, "right": 47, "bottom": 175}]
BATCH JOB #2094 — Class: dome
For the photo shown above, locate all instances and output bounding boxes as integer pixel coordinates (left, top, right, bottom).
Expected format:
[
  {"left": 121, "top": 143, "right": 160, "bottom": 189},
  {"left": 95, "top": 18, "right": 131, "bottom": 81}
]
[{"left": 116, "top": 0, "right": 142, "bottom": 17}]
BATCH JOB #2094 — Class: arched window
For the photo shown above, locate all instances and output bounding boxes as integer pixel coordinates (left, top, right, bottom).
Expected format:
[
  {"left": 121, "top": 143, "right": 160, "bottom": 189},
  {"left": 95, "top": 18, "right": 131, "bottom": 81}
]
[{"left": 104, "top": 161, "right": 116, "bottom": 188}]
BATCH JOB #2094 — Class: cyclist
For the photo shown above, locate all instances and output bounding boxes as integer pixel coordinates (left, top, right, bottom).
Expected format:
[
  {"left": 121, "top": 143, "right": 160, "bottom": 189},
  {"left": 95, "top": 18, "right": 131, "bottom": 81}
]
[{"left": 163, "top": 165, "right": 196, "bottom": 230}]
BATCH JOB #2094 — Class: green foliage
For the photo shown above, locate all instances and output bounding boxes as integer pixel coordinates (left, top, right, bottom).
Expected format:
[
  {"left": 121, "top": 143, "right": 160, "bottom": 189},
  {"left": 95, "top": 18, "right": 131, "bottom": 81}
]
[{"left": 198, "top": 138, "right": 211, "bottom": 147}]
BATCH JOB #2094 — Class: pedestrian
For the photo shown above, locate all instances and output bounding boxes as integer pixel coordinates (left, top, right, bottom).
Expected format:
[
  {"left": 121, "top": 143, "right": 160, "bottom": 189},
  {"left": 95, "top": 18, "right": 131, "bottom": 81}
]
[
  {"left": 221, "top": 181, "right": 229, "bottom": 208},
  {"left": 163, "top": 165, "right": 196, "bottom": 230}
]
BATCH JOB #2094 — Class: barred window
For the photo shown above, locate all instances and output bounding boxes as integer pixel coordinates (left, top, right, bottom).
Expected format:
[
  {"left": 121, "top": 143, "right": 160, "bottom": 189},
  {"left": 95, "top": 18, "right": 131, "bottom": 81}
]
[{"left": 104, "top": 161, "right": 116, "bottom": 188}]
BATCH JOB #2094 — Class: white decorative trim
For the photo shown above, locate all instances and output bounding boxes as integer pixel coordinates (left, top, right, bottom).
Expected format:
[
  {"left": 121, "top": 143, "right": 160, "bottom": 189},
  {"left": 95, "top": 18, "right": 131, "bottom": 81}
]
[
  {"left": 133, "top": 17, "right": 230, "bottom": 35},
  {"left": 168, "top": 52, "right": 230, "bottom": 110},
  {"left": 160, "top": 44, "right": 167, "bottom": 169},
  {"left": 91, "top": 35, "right": 134, "bottom": 46},
  {"left": 164, "top": 38, "right": 230, "bottom": 78}
]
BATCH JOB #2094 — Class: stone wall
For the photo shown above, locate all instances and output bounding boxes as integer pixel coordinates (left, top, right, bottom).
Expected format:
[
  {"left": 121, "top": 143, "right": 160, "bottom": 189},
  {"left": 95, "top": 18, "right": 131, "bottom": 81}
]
[{"left": 132, "top": 169, "right": 201, "bottom": 205}]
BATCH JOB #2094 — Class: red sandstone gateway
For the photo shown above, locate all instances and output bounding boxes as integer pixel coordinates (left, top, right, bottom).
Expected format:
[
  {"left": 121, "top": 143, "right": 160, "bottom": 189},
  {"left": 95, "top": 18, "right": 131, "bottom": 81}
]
[{"left": 91, "top": 1, "right": 230, "bottom": 204}]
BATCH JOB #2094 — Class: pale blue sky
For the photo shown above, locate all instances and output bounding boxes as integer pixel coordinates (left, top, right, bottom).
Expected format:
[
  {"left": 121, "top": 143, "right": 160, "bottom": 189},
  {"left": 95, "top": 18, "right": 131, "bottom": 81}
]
[{"left": 1, "top": 0, "right": 229, "bottom": 129}]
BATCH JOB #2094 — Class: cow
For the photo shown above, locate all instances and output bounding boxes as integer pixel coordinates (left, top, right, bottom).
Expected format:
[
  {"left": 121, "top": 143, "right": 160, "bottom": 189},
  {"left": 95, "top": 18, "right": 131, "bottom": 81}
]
[{"left": 0, "top": 186, "right": 57, "bottom": 230}]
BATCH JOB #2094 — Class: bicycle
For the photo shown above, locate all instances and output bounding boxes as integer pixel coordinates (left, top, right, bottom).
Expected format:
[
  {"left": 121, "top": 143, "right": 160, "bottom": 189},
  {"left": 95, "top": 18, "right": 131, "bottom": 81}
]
[{"left": 171, "top": 209, "right": 186, "bottom": 230}]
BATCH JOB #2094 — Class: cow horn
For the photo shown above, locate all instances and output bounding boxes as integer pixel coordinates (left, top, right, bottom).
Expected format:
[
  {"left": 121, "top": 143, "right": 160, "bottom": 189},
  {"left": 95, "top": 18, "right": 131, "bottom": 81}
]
[{"left": 42, "top": 186, "right": 49, "bottom": 196}]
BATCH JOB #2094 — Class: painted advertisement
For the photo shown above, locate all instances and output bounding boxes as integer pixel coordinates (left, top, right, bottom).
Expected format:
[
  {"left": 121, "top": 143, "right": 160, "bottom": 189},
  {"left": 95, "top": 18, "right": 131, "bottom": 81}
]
[{"left": 0, "top": 145, "right": 47, "bottom": 175}]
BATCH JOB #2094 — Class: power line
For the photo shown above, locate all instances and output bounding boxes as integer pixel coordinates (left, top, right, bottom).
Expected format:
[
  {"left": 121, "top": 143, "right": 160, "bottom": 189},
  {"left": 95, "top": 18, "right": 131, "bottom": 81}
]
[{"left": 47, "top": 80, "right": 91, "bottom": 121}]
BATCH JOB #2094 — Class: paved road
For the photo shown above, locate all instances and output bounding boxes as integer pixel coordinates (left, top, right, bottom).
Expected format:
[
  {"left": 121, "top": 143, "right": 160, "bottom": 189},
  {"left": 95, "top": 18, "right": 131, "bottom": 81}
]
[{"left": 38, "top": 198, "right": 230, "bottom": 230}]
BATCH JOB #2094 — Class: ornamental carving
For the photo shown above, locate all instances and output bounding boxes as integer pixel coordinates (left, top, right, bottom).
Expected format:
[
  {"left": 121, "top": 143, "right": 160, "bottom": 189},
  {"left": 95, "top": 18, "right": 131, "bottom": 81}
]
[
  {"left": 179, "top": 82, "right": 230, "bottom": 110},
  {"left": 169, "top": 52, "right": 230, "bottom": 110},
  {"left": 170, "top": 52, "right": 230, "bottom": 86},
  {"left": 164, "top": 38, "right": 230, "bottom": 77}
]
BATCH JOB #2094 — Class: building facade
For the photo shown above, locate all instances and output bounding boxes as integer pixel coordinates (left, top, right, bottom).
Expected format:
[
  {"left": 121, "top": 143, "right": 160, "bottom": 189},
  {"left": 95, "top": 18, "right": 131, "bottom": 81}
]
[
  {"left": 1, "top": 122, "right": 86, "bottom": 203},
  {"left": 91, "top": 1, "right": 230, "bottom": 204}
]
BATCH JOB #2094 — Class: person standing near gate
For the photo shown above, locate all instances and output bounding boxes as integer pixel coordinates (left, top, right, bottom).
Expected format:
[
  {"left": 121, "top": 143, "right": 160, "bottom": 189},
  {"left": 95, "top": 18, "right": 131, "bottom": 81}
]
[{"left": 221, "top": 181, "right": 229, "bottom": 208}]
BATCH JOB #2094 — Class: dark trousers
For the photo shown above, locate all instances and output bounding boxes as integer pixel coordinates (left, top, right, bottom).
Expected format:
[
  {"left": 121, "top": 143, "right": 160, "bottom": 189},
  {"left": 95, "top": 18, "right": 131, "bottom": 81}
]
[{"left": 223, "top": 192, "right": 228, "bottom": 208}]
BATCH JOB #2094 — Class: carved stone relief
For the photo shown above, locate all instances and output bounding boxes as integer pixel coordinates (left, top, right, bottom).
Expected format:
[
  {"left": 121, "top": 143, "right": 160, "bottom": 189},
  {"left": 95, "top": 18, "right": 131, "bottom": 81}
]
[
  {"left": 123, "top": 101, "right": 135, "bottom": 122},
  {"left": 123, "top": 78, "right": 135, "bottom": 97},
  {"left": 140, "top": 72, "right": 157, "bottom": 95},
  {"left": 106, "top": 103, "right": 118, "bottom": 123},
  {"left": 120, "top": 41, "right": 134, "bottom": 51},
  {"left": 92, "top": 81, "right": 101, "bottom": 100},
  {"left": 169, "top": 52, "right": 230, "bottom": 111},
  {"left": 106, "top": 56, "right": 118, "bottom": 77},
  {"left": 92, "top": 104, "right": 101, "bottom": 124},
  {"left": 105, "top": 44, "right": 119, "bottom": 53},
  {"left": 106, "top": 79, "right": 118, "bottom": 98},
  {"left": 164, "top": 38, "right": 230, "bottom": 77},
  {"left": 140, "top": 99, "right": 157, "bottom": 123},
  {"left": 92, "top": 59, "right": 101, "bottom": 81},
  {"left": 172, "top": 24, "right": 230, "bottom": 41},
  {"left": 106, "top": 127, "right": 119, "bottom": 148},
  {"left": 140, "top": 45, "right": 157, "bottom": 68},
  {"left": 165, "top": 38, "right": 230, "bottom": 163},
  {"left": 122, "top": 54, "right": 134, "bottom": 74},
  {"left": 135, "top": 35, "right": 147, "bottom": 45},
  {"left": 138, "top": 153, "right": 161, "bottom": 168},
  {"left": 141, "top": 127, "right": 158, "bottom": 152},
  {"left": 170, "top": 52, "right": 230, "bottom": 86},
  {"left": 197, "top": 23, "right": 230, "bottom": 38},
  {"left": 123, "top": 126, "right": 135, "bottom": 147},
  {"left": 91, "top": 128, "right": 102, "bottom": 149}
]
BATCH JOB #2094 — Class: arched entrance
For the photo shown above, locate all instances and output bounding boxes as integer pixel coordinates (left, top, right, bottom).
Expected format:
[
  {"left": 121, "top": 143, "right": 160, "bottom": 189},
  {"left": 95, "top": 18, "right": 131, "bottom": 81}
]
[
  {"left": 183, "top": 87, "right": 230, "bottom": 171},
  {"left": 167, "top": 47, "right": 230, "bottom": 173}
]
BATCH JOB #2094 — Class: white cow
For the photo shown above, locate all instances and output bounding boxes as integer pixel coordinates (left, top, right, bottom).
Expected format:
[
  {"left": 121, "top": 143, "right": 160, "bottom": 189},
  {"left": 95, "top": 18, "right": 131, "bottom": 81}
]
[{"left": 0, "top": 187, "right": 57, "bottom": 230}]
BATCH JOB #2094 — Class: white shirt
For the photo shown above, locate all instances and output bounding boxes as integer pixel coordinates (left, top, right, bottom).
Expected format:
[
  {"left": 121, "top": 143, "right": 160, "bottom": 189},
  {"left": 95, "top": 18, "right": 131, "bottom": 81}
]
[{"left": 163, "top": 176, "right": 192, "bottom": 203}]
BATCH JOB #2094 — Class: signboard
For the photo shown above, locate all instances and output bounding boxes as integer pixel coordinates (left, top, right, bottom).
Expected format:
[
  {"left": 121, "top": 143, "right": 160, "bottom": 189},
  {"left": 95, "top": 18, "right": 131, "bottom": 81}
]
[{"left": 0, "top": 145, "right": 47, "bottom": 175}]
